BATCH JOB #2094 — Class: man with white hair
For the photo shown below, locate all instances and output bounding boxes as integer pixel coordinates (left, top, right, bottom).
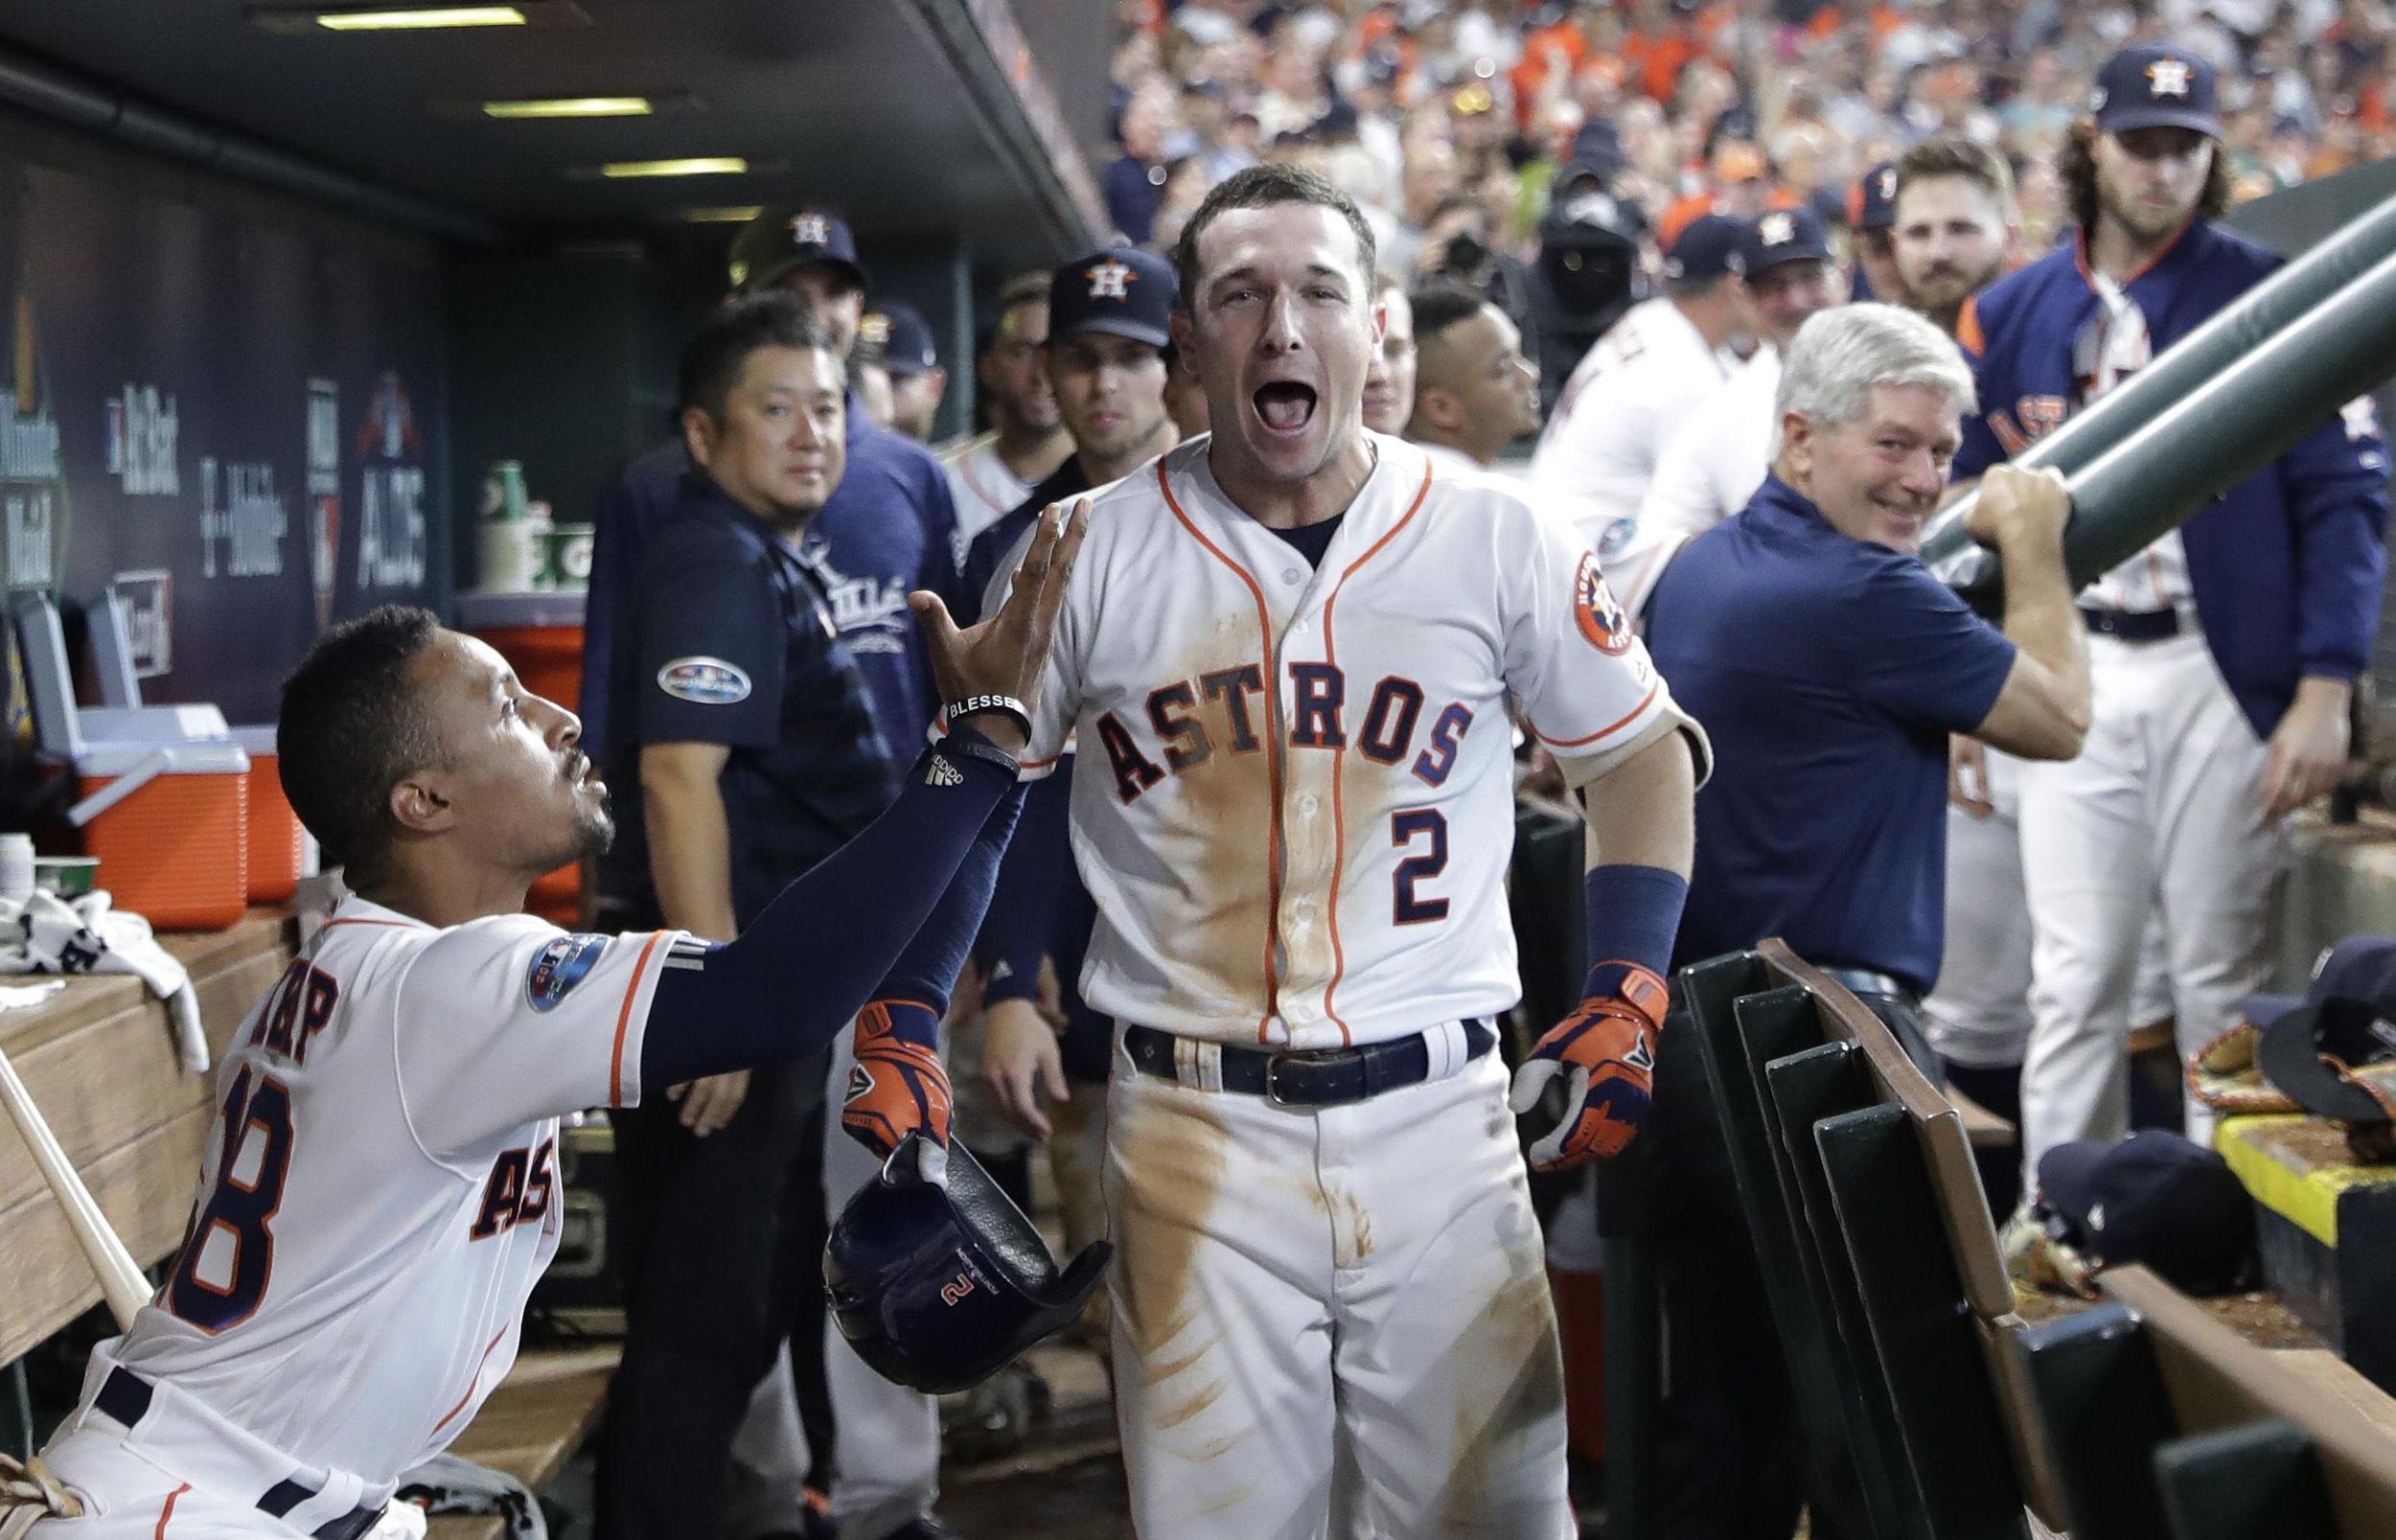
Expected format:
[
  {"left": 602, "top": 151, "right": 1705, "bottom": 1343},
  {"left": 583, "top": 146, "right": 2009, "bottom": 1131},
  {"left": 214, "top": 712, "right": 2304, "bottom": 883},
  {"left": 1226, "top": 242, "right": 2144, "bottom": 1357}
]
[
  {"left": 1639, "top": 303, "right": 2092, "bottom": 1538},
  {"left": 1655, "top": 304, "right": 2089, "bottom": 994}
]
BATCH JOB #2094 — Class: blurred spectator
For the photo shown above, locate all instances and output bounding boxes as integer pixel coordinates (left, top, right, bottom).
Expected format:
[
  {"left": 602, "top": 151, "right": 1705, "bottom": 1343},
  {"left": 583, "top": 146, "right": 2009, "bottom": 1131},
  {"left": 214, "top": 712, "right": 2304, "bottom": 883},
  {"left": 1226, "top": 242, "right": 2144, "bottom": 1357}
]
[
  {"left": 1363, "top": 269, "right": 1419, "bottom": 436},
  {"left": 1632, "top": 206, "right": 1845, "bottom": 610},
  {"left": 1531, "top": 214, "right": 1753, "bottom": 561},
  {"left": 1406, "top": 279, "right": 1545, "bottom": 471},
  {"left": 1849, "top": 160, "right": 1905, "bottom": 302},
  {"left": 1085, "top": 0, "right": 2380, "bottom": 473},
  {"left": 863, "top": 302, "right": 945, "bottom": 445},
  {"left": 1109, "top": 80, "right": 1176, "bottom": 244},
  {"left": 943, "top": 275, "right": 1070, "bottom": 544}
]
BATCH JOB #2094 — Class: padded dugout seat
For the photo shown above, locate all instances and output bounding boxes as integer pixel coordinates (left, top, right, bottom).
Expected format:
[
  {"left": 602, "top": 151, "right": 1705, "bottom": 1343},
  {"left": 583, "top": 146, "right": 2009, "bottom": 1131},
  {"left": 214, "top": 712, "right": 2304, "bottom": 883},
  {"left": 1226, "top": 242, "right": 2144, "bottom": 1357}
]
[{"left": 1604, "top": 942, "right": 2062, "bottom": 1539}]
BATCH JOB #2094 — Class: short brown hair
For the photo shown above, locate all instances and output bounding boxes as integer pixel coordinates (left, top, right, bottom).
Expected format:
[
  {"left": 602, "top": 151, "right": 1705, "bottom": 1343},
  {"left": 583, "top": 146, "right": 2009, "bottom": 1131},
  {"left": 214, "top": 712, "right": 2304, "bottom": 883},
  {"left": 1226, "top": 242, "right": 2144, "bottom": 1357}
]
[
  {"left": 2058, "top": 120, "right": 2229, "bottom": 240},
  {"left": 1894, "top": 134, "right": 2016, "bottom": 218},
  {"left": 1171, "top": 163, "right": 1379, "bottom": 309}
]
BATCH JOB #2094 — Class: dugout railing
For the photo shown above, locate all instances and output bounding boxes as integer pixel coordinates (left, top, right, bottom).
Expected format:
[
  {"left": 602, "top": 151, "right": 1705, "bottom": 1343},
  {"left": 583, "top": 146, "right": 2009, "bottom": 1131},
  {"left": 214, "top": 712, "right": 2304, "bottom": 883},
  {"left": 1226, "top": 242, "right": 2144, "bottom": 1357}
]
[{"left": 1598, "top": 940, "right": 2396, "bottom": 1540}]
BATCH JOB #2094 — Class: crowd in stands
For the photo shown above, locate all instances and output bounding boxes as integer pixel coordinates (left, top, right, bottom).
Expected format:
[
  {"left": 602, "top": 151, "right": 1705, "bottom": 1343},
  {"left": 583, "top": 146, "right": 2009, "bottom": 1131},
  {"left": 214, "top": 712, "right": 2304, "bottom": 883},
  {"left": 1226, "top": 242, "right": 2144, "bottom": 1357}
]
[{"left": 1103, "top": 0, "right": 2392, "bottom": 315}]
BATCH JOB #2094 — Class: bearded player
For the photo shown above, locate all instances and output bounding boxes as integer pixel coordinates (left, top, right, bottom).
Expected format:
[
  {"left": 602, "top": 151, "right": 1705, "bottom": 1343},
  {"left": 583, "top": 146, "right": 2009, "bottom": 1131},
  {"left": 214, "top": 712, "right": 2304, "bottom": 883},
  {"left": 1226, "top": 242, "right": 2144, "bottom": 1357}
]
[
  {"left": 997, "top": 162, "right": 1705, "bottom": 1536},
  {"left": 0, "top": 501, "right": 1084, "bottom": 1537}
]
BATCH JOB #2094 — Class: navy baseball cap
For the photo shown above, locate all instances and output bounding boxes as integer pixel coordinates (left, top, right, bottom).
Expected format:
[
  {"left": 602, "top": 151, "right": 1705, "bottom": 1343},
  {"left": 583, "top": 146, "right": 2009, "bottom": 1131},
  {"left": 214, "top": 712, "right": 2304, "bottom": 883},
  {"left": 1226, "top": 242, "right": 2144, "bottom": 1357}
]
[
  {"left": 864, "top": 302, "right": 938, "bottom": 377},
  {"left": 1570, "top": 121, "right": 1627, "bottom": 178},
  {"left": 2091, "top": 45, "right": 2220, "bottom": 138},
  {"left": 1851, "top": 162, "right": 1898, "bottom": 232},
  {"left": 1048, "top": 247, "right": 1176, "bottom": 349},
  {"left": 729, "top": 207, "right": 870, "bottom": 295},
  {"left": 2039, "top": 1131, "right": 2255, "bottom": 1295},
  {"left": 1664, "top": 213, "right": 1747, "bottom": 282},
  {"left": 2244, "top": 937, "right": 2396, "bottom": 1124},
  {"left": 1741, "top": 206, "right": 1833, "bottom": 272}
]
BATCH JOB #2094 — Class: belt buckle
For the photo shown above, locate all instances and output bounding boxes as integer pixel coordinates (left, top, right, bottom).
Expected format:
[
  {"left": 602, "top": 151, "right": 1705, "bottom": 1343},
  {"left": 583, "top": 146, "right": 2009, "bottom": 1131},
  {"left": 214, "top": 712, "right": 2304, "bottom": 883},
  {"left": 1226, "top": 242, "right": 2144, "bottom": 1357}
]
[{"left": 1265, "top": 1047, "right": 1358, "bottom": 1108}]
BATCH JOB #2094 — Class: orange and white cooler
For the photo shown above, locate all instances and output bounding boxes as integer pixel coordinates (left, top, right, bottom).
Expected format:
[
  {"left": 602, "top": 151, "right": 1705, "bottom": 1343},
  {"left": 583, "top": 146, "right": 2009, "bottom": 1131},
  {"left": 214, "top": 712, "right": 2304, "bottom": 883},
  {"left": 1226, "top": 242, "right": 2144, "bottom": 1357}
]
[
  {"left": 12, "top": 591, "right": 252, "bottom": 931},
  {"left": 67, "top": 737, "right": 252, "bottom": 931},
  {"left": 231, "top": 725, "right": 310, "bottom": 904}
]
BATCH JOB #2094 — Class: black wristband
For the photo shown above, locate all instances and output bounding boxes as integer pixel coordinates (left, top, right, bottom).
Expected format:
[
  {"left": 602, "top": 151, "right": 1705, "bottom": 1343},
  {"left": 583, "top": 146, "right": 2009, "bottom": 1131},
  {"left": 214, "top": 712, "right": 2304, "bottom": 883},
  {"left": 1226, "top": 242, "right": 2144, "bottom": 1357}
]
[
  {"left": 946, "top": 693, "right": 1032, "bottom": 742},
  {"left": 936, "top": 725, "right": 1022, "bottom": 776}
]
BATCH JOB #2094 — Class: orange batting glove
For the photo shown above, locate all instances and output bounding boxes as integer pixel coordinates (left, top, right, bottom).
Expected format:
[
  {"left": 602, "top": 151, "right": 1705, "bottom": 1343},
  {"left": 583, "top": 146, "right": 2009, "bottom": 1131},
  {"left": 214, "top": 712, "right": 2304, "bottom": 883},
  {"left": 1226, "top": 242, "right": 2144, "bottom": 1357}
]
[
  {"left": 1509, "top": 960, "right": 1667, "bottom": 1170},
  {"left": 841, "top": 999, "right": 954, "bottom": 1159}
]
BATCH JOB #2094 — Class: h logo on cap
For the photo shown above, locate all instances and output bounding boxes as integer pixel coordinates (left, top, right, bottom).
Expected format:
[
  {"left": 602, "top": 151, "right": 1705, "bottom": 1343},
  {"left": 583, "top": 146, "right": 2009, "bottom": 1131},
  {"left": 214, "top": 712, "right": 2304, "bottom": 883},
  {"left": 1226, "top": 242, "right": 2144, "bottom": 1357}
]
[
  {"left": 1759, "top": 213, "right": 1795, "bottom": 246},
  {"left": 1087, "top": 259, "right": 1136, "bottom": 300},
  {"left": 1876, "top": 168, "right": 1896, "bottom": 201},
  {"left": 791, "top": 213, "right": 831, "bottom": 247},
  {"left": 2146, "top": 58, "right": 2192, "bottom": 98}
]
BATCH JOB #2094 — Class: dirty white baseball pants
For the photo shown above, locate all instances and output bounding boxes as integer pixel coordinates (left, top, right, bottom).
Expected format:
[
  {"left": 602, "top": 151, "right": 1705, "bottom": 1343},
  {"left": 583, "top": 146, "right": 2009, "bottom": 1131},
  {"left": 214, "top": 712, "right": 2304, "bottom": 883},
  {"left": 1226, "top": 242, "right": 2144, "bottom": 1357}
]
[
  {"left": 1105, "top": 1027, "right": 1573, "bottom": 1540},
  {"left": 2016, "top": 632, "right": 2279, "bottom": 1181}
]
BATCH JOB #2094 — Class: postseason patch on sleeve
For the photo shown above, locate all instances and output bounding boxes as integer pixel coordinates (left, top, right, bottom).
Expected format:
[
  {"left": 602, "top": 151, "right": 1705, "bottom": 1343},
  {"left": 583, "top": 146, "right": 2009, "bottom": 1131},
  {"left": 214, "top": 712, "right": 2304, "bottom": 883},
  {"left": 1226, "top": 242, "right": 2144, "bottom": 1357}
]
[
  {"left": 1573, "top": 550, "right": 1634, "bottom": 655},
  {"left": 657, "top": 656, "right": 752, "bottom": 704},
  {"left": 527, "top": 932, "right": 611, "bottom": 1012}
]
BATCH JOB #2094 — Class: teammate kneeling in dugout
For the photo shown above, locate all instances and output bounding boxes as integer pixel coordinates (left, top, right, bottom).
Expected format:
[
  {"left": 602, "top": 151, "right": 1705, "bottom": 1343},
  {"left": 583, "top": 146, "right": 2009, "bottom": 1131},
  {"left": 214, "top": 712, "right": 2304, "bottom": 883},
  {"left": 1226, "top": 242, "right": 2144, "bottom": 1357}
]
[
  {"left": 0, "top": 505, "right": 1088, "bottom": 1538},
  {"left": 988, "top": 162, "right": 1707, "bottom": 1538}
]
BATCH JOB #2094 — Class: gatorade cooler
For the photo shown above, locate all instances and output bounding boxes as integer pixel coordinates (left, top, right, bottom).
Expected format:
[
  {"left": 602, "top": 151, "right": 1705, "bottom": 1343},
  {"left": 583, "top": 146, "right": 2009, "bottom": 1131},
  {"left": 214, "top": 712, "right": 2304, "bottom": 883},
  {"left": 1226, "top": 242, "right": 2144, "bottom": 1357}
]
[
  {"left": 233, "top": 725, "right": 308, "bottom": 904},
  {"left": 69, "top": 741, "right": 252, "bottom": 931},
  {"left": 12, "top": 590, "right": 252, "bottom": 931}
]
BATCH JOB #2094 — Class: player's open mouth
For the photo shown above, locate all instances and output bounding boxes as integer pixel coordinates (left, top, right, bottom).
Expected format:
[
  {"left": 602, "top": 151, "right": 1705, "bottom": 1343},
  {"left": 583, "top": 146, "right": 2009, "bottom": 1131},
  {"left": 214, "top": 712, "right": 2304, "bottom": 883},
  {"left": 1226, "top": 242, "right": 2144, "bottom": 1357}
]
[{"left": 1254, "top": 381, "right": 1317, "bottom": 435}]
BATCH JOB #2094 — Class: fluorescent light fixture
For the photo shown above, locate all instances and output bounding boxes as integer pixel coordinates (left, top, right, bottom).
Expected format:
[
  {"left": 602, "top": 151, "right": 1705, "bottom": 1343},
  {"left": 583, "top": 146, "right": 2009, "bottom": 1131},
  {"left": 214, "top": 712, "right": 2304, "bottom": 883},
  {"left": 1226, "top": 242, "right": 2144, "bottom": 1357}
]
[
  {"left": 316, "top": 6, "right": 526, "bottom": 29},
  {"left": 681, "top": 206, "right": 764, "bottom": 223},
  {"left": 601, "top": 156, "right": 747, "bottom": 178},
  {"left": 483, "top": 96, "right": 651, "bottom": 118}
]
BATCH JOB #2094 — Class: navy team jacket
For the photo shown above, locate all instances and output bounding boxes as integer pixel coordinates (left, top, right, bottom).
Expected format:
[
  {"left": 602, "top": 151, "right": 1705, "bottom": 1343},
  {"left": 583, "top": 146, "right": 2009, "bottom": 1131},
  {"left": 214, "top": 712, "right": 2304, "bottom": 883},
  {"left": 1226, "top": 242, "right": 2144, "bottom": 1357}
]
[{"left": 1952, "top": 218, "right": 2389, "bottom": 742}]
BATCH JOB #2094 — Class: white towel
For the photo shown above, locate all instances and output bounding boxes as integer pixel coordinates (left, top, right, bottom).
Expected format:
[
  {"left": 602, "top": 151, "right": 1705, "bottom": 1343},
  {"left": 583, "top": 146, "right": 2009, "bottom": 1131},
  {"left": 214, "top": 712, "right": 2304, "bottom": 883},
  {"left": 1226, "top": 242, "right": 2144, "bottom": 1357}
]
[{"left": 0, "top": 890, "right": 206, "bottom": 1072}]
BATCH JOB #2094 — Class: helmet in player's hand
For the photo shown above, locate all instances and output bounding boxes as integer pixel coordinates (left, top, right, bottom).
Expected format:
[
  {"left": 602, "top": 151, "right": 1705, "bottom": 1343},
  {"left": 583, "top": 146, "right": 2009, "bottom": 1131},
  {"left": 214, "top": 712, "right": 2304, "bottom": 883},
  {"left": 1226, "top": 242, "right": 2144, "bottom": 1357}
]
[{"left": 825, "top": 1133, "right": 1112, "bottom": 1394}]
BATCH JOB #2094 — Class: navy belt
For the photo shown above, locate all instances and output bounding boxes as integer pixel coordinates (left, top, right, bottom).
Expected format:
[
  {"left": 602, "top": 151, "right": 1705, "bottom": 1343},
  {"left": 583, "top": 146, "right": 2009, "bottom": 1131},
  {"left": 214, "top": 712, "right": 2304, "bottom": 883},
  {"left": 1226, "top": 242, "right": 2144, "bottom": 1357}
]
[
  {"left": 96, "top": 1368, "right": 386, "bottom": 1540},
  {"left": 1124, "top": 1020, "right": 1495, "bottom": 1106},
  {"left": 2079, "top": 606, "right": 2179, "bottom": 642}
]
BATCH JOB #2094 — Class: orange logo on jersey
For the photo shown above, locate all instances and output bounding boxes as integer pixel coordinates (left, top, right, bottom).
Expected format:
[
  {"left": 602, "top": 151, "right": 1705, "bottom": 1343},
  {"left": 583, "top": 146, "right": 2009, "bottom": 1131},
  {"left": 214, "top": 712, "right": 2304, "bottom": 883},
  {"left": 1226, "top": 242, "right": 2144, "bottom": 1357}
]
[{"left": 1573, "top": 551, "right": 1633, "bottom": 655}]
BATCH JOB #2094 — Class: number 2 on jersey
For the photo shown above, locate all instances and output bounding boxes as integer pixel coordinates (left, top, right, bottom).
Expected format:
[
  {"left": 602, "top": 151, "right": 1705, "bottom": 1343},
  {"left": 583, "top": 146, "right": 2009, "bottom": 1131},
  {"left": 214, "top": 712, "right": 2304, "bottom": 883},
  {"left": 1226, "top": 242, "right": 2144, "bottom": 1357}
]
[
  {"left": 166, "top": 1067, "right": 294, "bottom": 1332},
  {"left": 1391, "top": 808, "right": 1450, "bottom": 923}
]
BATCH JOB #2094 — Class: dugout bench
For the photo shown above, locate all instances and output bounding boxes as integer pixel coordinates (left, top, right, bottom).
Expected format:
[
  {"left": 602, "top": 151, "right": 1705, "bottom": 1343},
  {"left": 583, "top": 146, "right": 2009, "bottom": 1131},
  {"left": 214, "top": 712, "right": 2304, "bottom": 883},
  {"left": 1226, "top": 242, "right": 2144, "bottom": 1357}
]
[
  {"left": 0, "top": 908, "right": 615, "bottom": 1537},
  {"left": 1601, "top": 939, "right": 2396, "bottom": 1540}
]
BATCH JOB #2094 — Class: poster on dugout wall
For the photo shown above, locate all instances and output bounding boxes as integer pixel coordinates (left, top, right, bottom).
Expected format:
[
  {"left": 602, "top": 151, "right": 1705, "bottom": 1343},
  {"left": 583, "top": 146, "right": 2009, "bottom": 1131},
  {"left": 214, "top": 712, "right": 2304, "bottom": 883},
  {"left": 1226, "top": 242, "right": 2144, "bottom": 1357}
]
[{"left": 0, "top": 148, "right": 449, "bottom": 738}]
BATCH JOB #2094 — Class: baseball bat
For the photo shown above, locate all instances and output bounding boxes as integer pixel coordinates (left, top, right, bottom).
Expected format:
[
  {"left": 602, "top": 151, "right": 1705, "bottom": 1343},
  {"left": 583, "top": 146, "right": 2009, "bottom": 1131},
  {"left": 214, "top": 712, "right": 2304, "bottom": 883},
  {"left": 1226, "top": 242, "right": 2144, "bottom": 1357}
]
[
  {"left": 1921, "top": 187, "right": 2396, "bottom": 593},
  {"left": 1934, "top": 241, "right": 2396, "bottom": 611},
  {"left": 0, "top": 1045, "right": 150, "bottom": 1330}
]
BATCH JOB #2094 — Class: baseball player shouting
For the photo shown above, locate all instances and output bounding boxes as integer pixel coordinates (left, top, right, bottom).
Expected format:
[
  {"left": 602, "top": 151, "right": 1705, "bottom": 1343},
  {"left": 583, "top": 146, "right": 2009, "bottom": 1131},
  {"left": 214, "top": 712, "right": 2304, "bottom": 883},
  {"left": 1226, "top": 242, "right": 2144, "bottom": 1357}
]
[
  {"left": 999, "top": 163, "right": 1706, "bottom": 1538},
  {"left": 0, "top": 502, "right": 1086, "bottom": 1537}
]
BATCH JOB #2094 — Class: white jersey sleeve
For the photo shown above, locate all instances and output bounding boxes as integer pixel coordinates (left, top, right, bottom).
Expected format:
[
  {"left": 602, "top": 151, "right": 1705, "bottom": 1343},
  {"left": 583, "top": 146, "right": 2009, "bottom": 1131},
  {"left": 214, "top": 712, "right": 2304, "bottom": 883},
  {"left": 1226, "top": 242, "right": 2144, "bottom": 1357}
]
[
  {"left": 394, "top": 919, "right": 680, "bottom": 1160},
  {"left": 1504, "top": 499, "right": 1712, "bottom": 790}
]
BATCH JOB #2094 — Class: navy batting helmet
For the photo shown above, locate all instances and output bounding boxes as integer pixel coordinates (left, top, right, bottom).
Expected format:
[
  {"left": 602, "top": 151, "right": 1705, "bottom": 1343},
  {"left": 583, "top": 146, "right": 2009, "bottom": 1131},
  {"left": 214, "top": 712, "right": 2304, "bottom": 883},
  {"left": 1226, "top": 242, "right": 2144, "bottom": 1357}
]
[{"left": 825, "top": 1133, "right": 1112, "bottom": 1393}]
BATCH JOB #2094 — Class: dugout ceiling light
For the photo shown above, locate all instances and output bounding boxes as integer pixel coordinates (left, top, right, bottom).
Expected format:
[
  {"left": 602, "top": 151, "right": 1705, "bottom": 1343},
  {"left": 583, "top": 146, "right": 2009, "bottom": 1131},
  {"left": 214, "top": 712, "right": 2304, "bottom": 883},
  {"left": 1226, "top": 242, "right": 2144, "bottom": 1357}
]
[
  {"left": 680, "top": 206, "right": 764, "bottom": 223},
  {"left": 483, "top": 96, "right": 652, "bottom": 118},
  {"left": 248, "top": 2, "right": 590, "bottom": 34},
  {"left": 598, "top": 156, "right": 748, "bottom": 178}
]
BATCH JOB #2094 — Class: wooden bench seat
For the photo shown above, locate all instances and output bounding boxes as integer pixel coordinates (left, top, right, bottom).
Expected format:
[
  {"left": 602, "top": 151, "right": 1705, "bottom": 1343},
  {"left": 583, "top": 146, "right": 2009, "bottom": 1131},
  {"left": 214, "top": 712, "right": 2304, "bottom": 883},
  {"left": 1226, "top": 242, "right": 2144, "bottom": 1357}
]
[
  {"left": 423, "top": 1344, "right": 617, "bottom": 1540},
  {"left": 0, "top": 910, "right": 297, "bottom": 1365}
]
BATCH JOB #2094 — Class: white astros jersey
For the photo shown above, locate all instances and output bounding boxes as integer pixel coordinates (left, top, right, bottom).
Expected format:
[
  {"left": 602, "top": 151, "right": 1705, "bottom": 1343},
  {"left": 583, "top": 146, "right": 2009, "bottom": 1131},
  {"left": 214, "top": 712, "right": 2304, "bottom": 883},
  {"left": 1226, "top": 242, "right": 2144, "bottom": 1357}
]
[
  {"left": 1526, "top": 296, "right": 1738, "bottom": 563},
  {"left": 942, "top": 432, "right": 1036, "bottom": 546},
  {"left": 106, "top": 897, "right": 677, "bottom": 1485},
  {"left": 1022, "top": 432, "right": 1699, "bottom": 1048}
]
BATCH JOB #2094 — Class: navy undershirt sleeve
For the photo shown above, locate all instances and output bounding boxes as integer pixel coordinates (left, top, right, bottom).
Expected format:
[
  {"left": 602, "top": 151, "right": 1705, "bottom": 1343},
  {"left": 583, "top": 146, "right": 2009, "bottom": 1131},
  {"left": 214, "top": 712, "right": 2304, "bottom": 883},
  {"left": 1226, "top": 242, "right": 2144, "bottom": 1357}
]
[
  {"left": 640, "top": 730, "right": 1026, "bottom": 1085},
  {"left": 975, "top": 758, "right": 1074, "bottom": 1004}
]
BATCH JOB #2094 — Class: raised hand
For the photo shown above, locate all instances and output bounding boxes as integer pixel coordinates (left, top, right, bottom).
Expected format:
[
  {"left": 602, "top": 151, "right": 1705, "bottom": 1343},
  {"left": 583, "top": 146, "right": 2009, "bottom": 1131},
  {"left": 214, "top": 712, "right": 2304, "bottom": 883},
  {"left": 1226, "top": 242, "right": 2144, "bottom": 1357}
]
[{"left": 910, "top": 499, "right": 1093, "bottom": 753}]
